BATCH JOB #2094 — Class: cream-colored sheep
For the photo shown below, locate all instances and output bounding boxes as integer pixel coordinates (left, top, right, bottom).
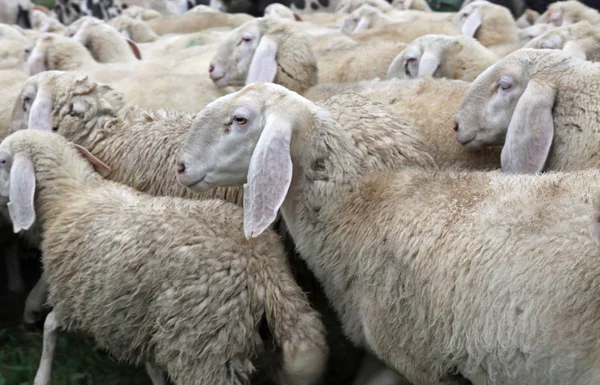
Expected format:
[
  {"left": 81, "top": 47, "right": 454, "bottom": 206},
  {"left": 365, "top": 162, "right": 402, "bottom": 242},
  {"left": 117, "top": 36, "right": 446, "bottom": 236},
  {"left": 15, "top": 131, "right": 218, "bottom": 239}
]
[
  {"left": 146, "top": 11, "right": 252, "bottom": 35},
  {"left": 26, "top": 33, "right": 232, "bottom": 111},
  {"left": 0, "top": 129, "right": 328, "bottom": 385},
  {"left": 517, "top": 23, "right": 554, "bottom": 40},
  {"left": 351, "top": 18, "right": 460, "bottom": 43},
  {"left": 15, "top": 70, "right": 378, "bottom": 385},
  {"left": 339, "top": 4, "right": 415, "bottom": 35},
  {"left": 304, "top": 77, "right": 501, "bottom": 171},
  {"left": 536, "top": 0, "right": 600, "bottom": 27},
  {"left": 453, "top": 0, "right": 519, "bottom": 46},
  {"left": 72, "top": 18, "right": 141, "bottom": 62},
  {"left": 120, "top": 4, "right": 164, "bottom": 20},
  {"left": 516, "top": 8, "right": 540, "bottom": 28},
  {"left": 187, "top": 4, "right": 223, "bottom": 14},
  {"left": 524, "top": 20, "right": 600, "bottom": 61},
  {"left": 387, "top": 34, "right": 498, "bottom": 81},
  {"left": 391, "top": 0, "right": 431, "bottom": 12},
  {"left": 178, "top": 81, "right": 600, "bottom": 385},
  {"left": 209, "top": 17, "right": 318, "bottom": 94},
  {"left": 455, "top": 48, "right": 600, "bottom": 173},
  {"left": 108, "top": 15, "right": 160, "bottom": 42},
  {"left": 31, "top": 9, "right": 66, "bottom": 33},
  {"left": 264, "top": 3, "right": 303, "bottom": 21}
]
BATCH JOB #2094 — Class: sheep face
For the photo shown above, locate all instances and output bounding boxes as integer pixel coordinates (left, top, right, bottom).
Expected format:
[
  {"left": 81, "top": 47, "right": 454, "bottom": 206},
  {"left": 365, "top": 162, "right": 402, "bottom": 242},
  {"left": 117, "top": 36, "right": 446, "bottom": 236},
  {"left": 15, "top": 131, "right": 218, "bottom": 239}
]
[
  {"left": 537, "top": 0, "right": 600, "bottom": 27},
  {"left": 209, "top": 20, "right": 264, "bottom": 87},
  {"left": 340, "top": 5, "right": 379, "bottom": 35},
  {"left": 453, "top": 51, "right": 529, "bottom": 150},
  {"left": 453, "top": 0, "right": 518, "bottom": 46},
  {"left": 518, "top": 24, "right": 554, "bottom": 41},
  {"left": 178, "top": 82, "right": 314, "bottom": 192},
  {"left": 0, "top": 151, "right": 11, "bottom": 199},
  {"left": 524, "top": 21, "right": 599, "bottom": 60},
  {"left": 387, "top": 35, "right": 461, "bottom": 80}
]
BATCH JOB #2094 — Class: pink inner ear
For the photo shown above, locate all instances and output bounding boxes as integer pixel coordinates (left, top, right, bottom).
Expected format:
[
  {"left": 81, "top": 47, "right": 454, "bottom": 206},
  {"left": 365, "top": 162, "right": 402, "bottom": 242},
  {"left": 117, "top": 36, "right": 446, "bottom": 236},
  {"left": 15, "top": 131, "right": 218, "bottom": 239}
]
[{"left": 127, "top": 39, "right": 142, "bottom": 60}]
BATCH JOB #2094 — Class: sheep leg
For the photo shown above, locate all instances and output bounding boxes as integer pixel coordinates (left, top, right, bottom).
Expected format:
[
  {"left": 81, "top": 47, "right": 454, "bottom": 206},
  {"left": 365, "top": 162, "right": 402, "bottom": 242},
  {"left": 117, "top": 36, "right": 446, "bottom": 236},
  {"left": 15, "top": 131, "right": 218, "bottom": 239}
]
[
  {"left": 353, "top": 353, "right": 412, "bottom": 385},
  {"left": 145, "top": 362, "right": 167, "bottom": 385},
  {"left": 33, "top": 310, "right": 58, "bottom": 385},
  {"left": 5, "top": 241, "right": 25, "bottom": 293},
  {"left": 24, "top": 275, "right": 48, "bottom": 325}
]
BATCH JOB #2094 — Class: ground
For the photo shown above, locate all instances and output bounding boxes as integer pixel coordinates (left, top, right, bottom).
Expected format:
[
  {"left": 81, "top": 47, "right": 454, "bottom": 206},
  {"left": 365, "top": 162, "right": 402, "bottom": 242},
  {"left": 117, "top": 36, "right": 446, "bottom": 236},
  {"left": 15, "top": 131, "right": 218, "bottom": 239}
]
[{"left": 0, "top": 252, "right": 151, "bottom": 385}]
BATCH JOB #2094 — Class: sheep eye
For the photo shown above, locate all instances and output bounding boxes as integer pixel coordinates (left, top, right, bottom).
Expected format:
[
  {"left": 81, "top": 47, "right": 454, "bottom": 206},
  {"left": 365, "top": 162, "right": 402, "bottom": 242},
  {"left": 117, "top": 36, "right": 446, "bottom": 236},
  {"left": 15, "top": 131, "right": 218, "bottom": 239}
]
[
  {"left": 23, "top": 96, "right": 31, "bottom": 103},
  {"left": 498, "top": 81, "right": 512, "bottom": 91},
  {"left": 241, "top": 36, "right": 252, "bottom": 43},
  {"left": 233, "top": 116, "right": 247, "bottom": 125}
]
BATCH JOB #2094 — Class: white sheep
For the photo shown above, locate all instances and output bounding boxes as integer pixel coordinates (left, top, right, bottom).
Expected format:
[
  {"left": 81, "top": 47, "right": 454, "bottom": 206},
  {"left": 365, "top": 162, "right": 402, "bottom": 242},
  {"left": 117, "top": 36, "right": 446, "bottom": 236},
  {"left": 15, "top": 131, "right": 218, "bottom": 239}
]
[
  {"left": 177, "top": 81, "right": 600, "bottom": 385},
  {"left": 387, "top": 34, "right": 498, "bottom": 81},
  {"left": 536, "top": 0, "right": 600, "bottom": 27},
  {"left": 0, "top": 0, "right": 32, "bottom": 29},
  {"left": 72, "top": 18, "right": 142, "bottom": 62},
  {"left": 0, "top": 128, "right": 328, "bottom": 385},
  {"left": 108, "top": 15, "right": 160, "bottom": 42},
  {"left": 145, "top": 11, "right": 252, "bottom": 35},
  {"left": 209, "top": 17, "right": 319, "bottom": 94},
  {"left": 26, "top": 33, "right": 234, "bottom": 112},
  {"left": 454, "top": 48, "right": 600, "bottom": 173},
  {"left": 524, "top": 20, "right": 600, "bottom": 61},
  {"left": 515, "top": 8, "right": 540, "bottom": 28},
  {"left": 453, "top": 0, "right": 519, "bottom": 47},
  {"left": 13, "top": 70, "right": 370, "bottom": 385}
]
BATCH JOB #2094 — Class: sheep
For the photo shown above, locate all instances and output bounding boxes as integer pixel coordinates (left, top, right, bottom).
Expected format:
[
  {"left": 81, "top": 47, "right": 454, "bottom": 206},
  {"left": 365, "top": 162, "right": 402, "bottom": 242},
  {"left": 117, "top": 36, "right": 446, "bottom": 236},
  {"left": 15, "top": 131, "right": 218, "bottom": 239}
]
[
  {"left": 108, "top": 15, "right": 160, "bottom": 42},
  {"left": 0, "top": 128, "right": 328, "bottom": 385},
  {"left": 304, "top": 77, "right": 501, "bottom": 171},
  {"left": 177, "top": 81, "right": 600, "bottom": 385},
  {"left": 14, "top": 70, "right": 374, "bottom": 385},
  {"left": 351, "top": 18, "right": 460, "bottom": 43},
  {"left": 0, "top": 0, "right": 32, "bottom": 29},
  {"left": 145, "top": 11, "right": 252, "bottom": 35},
  {"left": 120, "top": 4, "right": 164, "bottom": 20},
  {"left": 391, "top": 0, "right": 432, "bottom": 12},
  {"left": 31, "top": 9, "right": 66, "bottom": 34},
  {"left": 26, "top": 33, "right": 233, "bottom": 112},
  {"left": 454, "top": 48, "right": 600, "bottom": 173},
  {"left": 336, "top": 0, "right": 399, "bottom": 14},
  {"left": 387, "top": 34, "right": 498, "bottom": 81},
  {"left": 524, "top": 21, "right": 600, "bottom": 61},
  {"left": 536, "top": 0, "right": 600, "bottom": 27},
  {"left": 453, "top": 0, "right": 519, "bottom": 47},
  {"left": 264, "top": 3, "right": 304, "bottom": 21},
  {"left": 517, "top": 23, "right": 554, "bottom": 41},
  {"left": 516, "top": 8, "right": 540, "bottom": 28},
  {"left": 72, "top": 18, "right": 142, "bottom": 62},
  {"left": 209, "top": 17, "right": 318, "bottom": 94},
  {"left": 339, "top": 5, "right": 415, "bottom": 35}
]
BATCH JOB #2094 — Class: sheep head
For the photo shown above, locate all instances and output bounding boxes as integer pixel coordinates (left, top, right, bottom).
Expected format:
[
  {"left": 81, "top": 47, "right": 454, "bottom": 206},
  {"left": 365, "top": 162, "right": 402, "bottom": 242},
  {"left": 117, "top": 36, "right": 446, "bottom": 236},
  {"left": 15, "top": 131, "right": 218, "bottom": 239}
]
[
  {"left": 524, "top": 20, "right": 600, "bottom": 60},
  {"left": 453, "top": 0, "right": 519, "bottom": 46},
  {"left": 209, "top": 17, "right": 318, "bottom": 94},
  {"left": 453, "top": 49, "right": 575, "bottom": 173},
  {"left": 387, "top": 34, "right": 464, "bottom": 80},
  {"left": 10, "top": 71, "right": 124, "bottom": 142},
  {"left": 178, "top": 83, "right": 323, "bottom": 238}
]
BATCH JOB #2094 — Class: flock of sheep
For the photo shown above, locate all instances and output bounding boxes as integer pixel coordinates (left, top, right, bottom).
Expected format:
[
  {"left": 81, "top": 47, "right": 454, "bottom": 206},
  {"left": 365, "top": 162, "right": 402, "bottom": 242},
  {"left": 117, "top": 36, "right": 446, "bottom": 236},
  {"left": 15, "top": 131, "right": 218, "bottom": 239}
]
[{"left": 2, "top": 0, "right": 600, "bottom": 384}]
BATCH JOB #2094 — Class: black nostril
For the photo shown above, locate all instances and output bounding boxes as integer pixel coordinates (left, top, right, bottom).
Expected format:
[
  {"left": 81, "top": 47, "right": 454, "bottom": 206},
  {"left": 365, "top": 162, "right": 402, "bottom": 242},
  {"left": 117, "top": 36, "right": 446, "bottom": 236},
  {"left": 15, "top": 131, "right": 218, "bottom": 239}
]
[
  {"left": 177, "top": 162, "right": 185, "bottom": 175},
  {"left": 209, "top": 64, "right": 214, "bottom": 73},
  {"left": 453, "top": 122, "right": 459, "bottom": 132}
]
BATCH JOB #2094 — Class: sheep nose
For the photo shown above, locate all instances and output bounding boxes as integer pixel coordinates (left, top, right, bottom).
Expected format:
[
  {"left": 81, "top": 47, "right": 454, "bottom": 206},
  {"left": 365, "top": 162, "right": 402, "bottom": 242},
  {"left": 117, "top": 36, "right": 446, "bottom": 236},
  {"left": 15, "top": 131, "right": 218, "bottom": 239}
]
[
  {"left": 453, "top": 121, "right": 459, "bottom": 132},
  {"left": 177, "top": 162, "right": 186, "bottom": 175},
  {"left": 209, "top": 64, "right": 214, "bottom": 73}
]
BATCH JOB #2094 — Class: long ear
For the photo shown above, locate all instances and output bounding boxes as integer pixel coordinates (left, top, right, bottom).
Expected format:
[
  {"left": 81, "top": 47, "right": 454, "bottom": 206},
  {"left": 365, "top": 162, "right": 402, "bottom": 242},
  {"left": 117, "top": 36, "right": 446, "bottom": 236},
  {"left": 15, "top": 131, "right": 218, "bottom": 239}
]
[
  {"left": 74, "top": 144, "right": 112, "bottom": 177},
  {"left": 7, "top": 154, "right": 36, "bottom": 233},
  {"left": 418, "top": 50, "right": 440, "bottom": 77},
  {"left": 461, "top": 10, "right": 482, "bottom": 37},
  {"left": 9, "top": 92, "right": 27, "bottom": 134},
  {"left": 126, "top": 38, "right": 142, "bottom": 60},
  {"left": 562, "top": 40, "right": 587, "bottom": 60},
  {"left": 28, "top": 91, "right": 53, "bottom": 132},
  {"left": 501, "top": 80, "right": 556, "bottom": 174},
  {"left": 243, "top": 112, "right": 293, "bottom": 239},
  {"left": 246, "top": 35, "right": 278, "bottom": 85},
  {"left": 353, "top": 16, "right": 370, "bottom": 34}
]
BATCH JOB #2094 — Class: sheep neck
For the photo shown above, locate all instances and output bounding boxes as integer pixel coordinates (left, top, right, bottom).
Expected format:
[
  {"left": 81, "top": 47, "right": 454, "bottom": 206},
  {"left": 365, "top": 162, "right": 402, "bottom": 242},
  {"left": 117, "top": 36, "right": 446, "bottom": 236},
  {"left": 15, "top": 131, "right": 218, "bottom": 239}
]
[
  {"left": 278, "top": 109, "right": 432, "bottom": 344},
  {"left": 32, "top": 146, "right": 101, "bottom": 231}
]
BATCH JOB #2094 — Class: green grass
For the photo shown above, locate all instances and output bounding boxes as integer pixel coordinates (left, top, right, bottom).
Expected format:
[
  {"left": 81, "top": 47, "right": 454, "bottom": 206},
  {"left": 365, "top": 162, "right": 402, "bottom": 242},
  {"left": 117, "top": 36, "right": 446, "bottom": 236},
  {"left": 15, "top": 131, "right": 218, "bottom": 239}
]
[
  {"left": 0, "top": 325, "right": 151, "bottom": 385},
  {"left": 32, "top": 0, "right": 55, "bottom": 9}
]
